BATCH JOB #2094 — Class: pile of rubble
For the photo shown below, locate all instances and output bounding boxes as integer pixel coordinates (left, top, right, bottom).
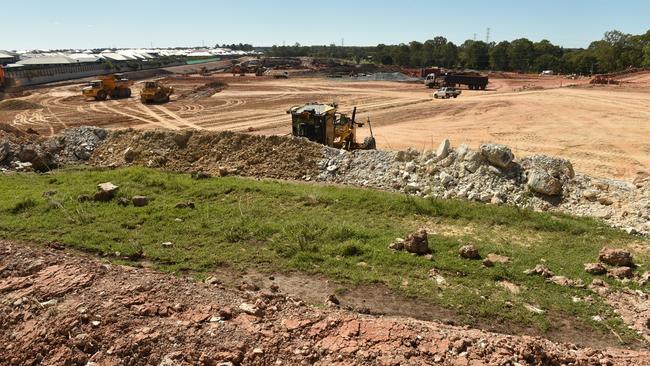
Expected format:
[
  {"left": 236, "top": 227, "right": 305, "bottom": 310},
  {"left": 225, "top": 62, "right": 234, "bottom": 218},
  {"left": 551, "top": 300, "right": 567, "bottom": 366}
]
[
  {"left": 0, "top": 125, "right": 107, "bottom": 172},
  {"left": 1, "top": 125, "right": 648, "bottom": 236},
  {"left": 89, "top": 128, "right": 323, "bottom": 180},
  {"left": 320, "top": 139, "right": 650, "bottom": 236},
  {"left": 1, "top": 241, "right": 647, "bottom": 365}
]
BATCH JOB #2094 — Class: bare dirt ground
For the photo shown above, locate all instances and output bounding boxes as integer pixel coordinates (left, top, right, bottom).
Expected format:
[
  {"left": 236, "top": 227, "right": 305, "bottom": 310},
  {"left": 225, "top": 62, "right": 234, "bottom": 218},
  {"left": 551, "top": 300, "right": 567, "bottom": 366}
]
[
  {"left": 1, "top": 72, "right": 649, "bottom": 180},
  {"left": 2, "top": 241, "right": 649, "bottom": 366}
]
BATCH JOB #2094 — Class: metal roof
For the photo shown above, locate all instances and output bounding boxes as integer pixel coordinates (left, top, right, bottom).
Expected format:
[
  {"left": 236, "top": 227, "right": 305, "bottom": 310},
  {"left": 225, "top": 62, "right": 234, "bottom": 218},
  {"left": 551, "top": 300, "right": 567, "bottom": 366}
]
[{"left": 291, "top": 103, "right": 335, "bottom": 115}]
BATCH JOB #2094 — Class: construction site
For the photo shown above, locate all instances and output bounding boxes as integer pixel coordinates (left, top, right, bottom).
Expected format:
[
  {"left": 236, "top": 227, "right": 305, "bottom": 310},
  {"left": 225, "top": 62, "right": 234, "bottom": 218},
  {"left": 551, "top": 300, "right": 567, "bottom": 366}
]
[{"left": 1, "top": 28, "right": 650, "bottom": 366}]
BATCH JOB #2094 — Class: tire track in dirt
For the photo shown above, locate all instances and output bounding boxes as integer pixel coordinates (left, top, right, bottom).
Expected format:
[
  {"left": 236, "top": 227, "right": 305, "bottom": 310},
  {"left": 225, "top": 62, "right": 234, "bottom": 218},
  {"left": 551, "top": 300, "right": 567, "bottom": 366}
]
[{"left": 152, "top": 105, "right": 203, "bottom": 129}]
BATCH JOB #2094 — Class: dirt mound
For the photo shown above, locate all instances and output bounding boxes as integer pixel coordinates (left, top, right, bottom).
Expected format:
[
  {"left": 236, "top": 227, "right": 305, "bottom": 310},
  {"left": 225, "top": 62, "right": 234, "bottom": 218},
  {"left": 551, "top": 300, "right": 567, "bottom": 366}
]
[
  {"left": 1, "top": 241, "right": 647, "bottom": 366},
  {"left": 178, "top": 80, "right": 228, "bottom": 99},
  {"left": 0, "top": 99, "right": 43, "bottom": 111},
  {"left": 90, "top": 128, "right": 323, "bottom": 180}
]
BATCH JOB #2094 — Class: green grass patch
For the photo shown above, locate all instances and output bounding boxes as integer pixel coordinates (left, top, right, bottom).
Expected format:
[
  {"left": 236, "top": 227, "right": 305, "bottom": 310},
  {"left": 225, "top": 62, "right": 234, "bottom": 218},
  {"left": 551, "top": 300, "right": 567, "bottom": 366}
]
[{"left": 0, "top": 166, "right": 647, "bottom": 342}]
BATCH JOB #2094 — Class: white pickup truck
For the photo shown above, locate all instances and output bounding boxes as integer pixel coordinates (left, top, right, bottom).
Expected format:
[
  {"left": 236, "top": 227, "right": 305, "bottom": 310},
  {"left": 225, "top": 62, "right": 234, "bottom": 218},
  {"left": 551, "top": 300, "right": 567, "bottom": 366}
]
[{"left": 433, "top": 87, "right": 461, "bottom": 99}]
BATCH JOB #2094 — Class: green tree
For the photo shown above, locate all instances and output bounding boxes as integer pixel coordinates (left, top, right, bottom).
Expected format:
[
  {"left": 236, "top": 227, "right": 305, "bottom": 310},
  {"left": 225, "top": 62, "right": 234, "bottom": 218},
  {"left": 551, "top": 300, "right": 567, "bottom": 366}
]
[
  {"left": 508, "top": 38, "right": 534, "bottom": 71},
  {"left": 489, "top": 41, "right": 510, "bottom": 70}
]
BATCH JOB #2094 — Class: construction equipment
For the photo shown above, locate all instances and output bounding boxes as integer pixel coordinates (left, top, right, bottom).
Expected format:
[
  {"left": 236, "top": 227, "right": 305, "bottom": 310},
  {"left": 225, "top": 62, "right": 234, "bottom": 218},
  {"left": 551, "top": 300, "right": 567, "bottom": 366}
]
[
  {"left": 425, "top": 72, "right": 488, "bottom": 90},
  {"left": 287, "top": 103, "right": 376, "bottom": 150},
  {"left": 231, "top": 65, "right": 245, "bottom": 77},
  {"left": 82, "top": 73, "right": 133, "bottom": 101},
  {"left": 140, "top": 80, "right": 173, "bottom": 103}
]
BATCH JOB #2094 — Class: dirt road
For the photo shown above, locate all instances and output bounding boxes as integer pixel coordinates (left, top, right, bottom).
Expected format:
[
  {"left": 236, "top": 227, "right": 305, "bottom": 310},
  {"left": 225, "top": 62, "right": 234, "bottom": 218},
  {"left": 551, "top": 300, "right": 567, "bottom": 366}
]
[
  {"left": 2, "top": 241, "right": 648, "bottom": 365},
  {"left": 2, "top": 73, "right": 648, "bottom": 179}
]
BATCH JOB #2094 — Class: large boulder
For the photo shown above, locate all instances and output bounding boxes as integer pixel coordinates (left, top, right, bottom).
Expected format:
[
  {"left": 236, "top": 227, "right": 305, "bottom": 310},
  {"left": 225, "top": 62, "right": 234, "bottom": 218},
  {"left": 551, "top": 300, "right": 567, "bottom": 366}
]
[
  {"left": 527, "top": 169, "right": 562, "bottom": 196},
  {"left": 520, "top": 155, "right": 575, "bottom": 180},
  {"left": 479, "top": 144, "right": 514, "bottom": 169},
  {"left": 599, "top": 247, "right": 634, "bottom": 267},
  {"left": 402, "top": 228, "right": 430, "bottom": 255}
]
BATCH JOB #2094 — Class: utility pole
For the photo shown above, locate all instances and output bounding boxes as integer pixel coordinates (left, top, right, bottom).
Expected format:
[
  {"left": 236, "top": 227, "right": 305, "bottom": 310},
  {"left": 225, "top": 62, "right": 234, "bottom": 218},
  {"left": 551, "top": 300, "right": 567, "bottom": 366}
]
[{"left": 486, "top": 27, "right": 490, "bottom": 43}]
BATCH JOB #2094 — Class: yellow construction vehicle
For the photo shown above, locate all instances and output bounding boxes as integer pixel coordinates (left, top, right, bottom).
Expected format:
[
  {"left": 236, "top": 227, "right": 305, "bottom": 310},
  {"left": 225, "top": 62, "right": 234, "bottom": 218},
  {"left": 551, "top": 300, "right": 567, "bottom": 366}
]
[
  {"left": 140, "top": 80, "right": 173, "bottom": 104},
  {"left": 287, "top": 103, "right": 376, "bottom": 150},
  {"left": 82, "top": 73, "right": 133, "bottom": 101}
]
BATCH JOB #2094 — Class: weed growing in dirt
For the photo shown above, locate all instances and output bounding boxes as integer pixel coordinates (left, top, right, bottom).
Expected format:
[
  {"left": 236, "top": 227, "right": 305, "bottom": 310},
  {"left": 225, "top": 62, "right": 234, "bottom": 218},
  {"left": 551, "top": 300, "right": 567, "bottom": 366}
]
[{"left": 0, "top": 167, "right": 647, "bottom": 343}]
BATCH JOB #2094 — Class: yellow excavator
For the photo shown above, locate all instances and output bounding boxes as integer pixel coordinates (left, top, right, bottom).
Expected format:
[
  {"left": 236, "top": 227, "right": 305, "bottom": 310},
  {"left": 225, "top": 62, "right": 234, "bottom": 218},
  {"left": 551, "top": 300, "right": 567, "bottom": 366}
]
[
  {"left": 82, "top": 73, "right": 133, "bottom": 101},
  {"left": 287, "top": 103, "right": 376, "bottom": 150},
  {"left": 140, "top": 80, "right": 173, "bottom": 104}
]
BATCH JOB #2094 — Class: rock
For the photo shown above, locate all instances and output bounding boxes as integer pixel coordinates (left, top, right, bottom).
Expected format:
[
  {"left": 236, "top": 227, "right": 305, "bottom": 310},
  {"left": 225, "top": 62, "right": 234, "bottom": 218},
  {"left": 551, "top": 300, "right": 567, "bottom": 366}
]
[
  {"left": 637, "top": 272, "right": 650, "bottom": 286},
  {"left": 525, "top": 264, "right": 555, "bottom": 278},
  {"left": 238, "top": 303, "right": 263, "bottom": 317},
  {"left": 482, "top": 258, "right": 494, "bottom": 267},
  {"left": 584, "top": 263, "right": 607, "bottom": 275},
  {"left": 582, "top": 189, "right": 599, "bottom": 201},
  {"left": 132, "top": 195, "right": 149, "bottom": 207},
  {"left": 463, "top": 150, "right": 484, "bottom": 173},
  {"left": 439, "top": 172, "right": 454, "bottom": 186},
  {"left": 549, "top": 276, "right": 583, "bottom": 287},
  {"left": 599, "top": 247, "right": 634, "bottom": 267},
  {"left": 527, "top": 169, "right": 562, "bottom": 196},
  {"left": 458, "top": 245, "right": 480, "bottom": 259},
  {"left": 161, "top": 242, "right": 173, "bottom": 248},
  {"left": 519, "top": 155, "right": 575, "bottom": 180},
  {"left": 116, "top": 197, "right": 130, "bottom": 207},
  {"left": 436, "top": 139, "right": 450, "bottom": 160},
  {"left": 402, "top": 228, "right": 430, "bottom": 255},
  {"left": 608, "top": 267, "right": 634, "bottom": 279},
  {"left": 326, "top": 294, "right": 340, "bottom": 306},
  {"left": 456, "top": 143, "right": 469, "bottom": 158},
  {"left": 175, "top": 201, "right": 195, "bottom": 209},
  {"left": 598, "top": 196, "right": 614, "bottom": 206},
  {"left": 94, "top": 182, "right": 118, "bottom": 202},
  {"left": 479, "top": 144, "right": 514, "bottom": 169},
  {"left": 389, "top": 238, "right": 404, "bottom": 251},
  {"left": 18, "top": 146, "right": 37, "bottom": 162},
  {"left": 486, "top": 253, "right": 510, "bottom": 264},
  {"left": 123, "top": 147, "right": 138, "bottom": 163}
]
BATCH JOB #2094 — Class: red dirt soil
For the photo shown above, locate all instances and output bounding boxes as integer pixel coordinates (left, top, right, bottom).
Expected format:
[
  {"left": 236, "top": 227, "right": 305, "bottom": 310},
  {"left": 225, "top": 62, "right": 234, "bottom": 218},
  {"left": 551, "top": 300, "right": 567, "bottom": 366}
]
[{"left": 1, "top": 241, "right": 649, "bottom": 366}]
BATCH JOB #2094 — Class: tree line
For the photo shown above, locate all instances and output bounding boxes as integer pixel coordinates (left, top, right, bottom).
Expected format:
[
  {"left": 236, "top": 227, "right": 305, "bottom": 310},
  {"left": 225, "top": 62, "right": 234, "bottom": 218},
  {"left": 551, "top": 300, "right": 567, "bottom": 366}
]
[{"left": 260, "top": 30, "right": 650, "bottom": 74}]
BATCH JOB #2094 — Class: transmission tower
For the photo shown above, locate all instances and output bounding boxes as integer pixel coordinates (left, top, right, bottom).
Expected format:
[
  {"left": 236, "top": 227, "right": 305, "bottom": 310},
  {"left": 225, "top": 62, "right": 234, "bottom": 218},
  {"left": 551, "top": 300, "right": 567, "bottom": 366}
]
[{"left": 486, "top": 27, "right": 491, "bottom": 43}]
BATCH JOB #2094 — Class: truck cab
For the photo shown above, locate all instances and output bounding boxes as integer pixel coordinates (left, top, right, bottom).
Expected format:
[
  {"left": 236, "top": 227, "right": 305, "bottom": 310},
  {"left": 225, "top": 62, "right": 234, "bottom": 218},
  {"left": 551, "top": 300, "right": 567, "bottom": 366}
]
[{"left": 424, "top": 73, "right": 438, "bottom": 88}]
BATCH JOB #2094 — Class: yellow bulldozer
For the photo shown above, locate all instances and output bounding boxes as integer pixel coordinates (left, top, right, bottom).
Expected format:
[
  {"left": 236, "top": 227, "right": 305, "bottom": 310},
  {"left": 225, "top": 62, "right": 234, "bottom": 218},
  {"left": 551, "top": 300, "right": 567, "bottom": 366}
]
[
  {"left": 287, "top": 103, "right": 376, "bottom": 150},
  {"left": 140, "top": 80, "right": 173, "bottom": 104},
  {"left": 82, "top": 73, "right": 133, "bottom": 101}
]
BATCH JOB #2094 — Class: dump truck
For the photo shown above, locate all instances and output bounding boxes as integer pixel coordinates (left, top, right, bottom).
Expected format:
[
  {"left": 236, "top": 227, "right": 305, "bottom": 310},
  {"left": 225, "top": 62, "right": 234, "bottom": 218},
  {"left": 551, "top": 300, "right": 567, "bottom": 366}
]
[
  {"left": 425, "top": 72, "right": 488, "bottom": 90},
  {"left": 287, "top": 103, "right": 376, "bottom": 150},
  {"left": 140, "top": 81, "right": 173, "bottom": 104},
  {"left": 82, "top": 73, "right": 133, "bottom": 101}
]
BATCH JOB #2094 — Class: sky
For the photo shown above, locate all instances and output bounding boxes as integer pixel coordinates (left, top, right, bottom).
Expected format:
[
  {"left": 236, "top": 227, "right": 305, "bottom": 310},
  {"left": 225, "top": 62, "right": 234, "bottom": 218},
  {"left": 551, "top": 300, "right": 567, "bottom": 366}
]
[{"left": 2, "top": 0, "right": 650, "bottom": 50}]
